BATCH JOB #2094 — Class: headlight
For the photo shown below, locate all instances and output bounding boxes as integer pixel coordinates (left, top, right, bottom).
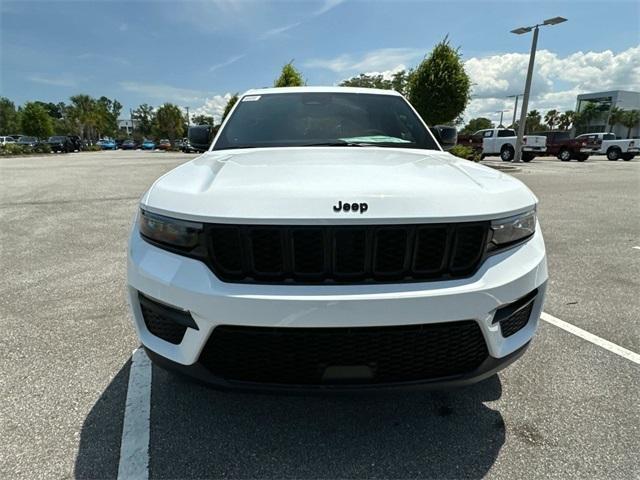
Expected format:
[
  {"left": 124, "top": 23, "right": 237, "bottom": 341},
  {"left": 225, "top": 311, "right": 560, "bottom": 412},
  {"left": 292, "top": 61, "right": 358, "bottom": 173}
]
[
  {"left": 489, "top": 210, "right": 536, "bottom": 250},
  {"left": 139, "top": 209, "right": 202, "bottom": 248}
]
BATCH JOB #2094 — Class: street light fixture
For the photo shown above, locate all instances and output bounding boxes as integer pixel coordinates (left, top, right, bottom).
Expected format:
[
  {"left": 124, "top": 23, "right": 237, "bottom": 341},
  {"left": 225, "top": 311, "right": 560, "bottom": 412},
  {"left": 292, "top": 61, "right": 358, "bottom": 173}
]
[
  {"left": 510, "top": 16, "right": 567, "bottom": 162},
  {"left": 507, "top": 93, "right": 524, "bottom": 127}
]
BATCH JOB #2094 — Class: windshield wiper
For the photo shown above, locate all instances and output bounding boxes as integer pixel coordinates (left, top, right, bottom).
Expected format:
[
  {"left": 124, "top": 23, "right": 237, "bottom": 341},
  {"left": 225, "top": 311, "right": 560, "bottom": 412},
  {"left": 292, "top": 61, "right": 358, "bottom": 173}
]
[{"left": 300, "top": 141, "right": 369, "bottom": 147}]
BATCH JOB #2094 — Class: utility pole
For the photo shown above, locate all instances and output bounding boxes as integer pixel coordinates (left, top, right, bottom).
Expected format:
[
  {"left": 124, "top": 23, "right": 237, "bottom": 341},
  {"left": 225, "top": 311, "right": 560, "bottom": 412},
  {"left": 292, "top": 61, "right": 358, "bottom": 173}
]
[
  {"left": 507, "top": 94, "right": 523, "bottom": 127},
  {"left": 511, "top": 16, "right": 567, "bottom": 162}
]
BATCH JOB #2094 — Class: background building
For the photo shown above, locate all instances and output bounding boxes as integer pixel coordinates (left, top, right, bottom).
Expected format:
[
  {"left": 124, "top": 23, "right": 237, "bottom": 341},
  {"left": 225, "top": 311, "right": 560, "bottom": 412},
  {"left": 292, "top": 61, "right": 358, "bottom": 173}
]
[
  {"left": 117, "top": 119, "right": 138, "bottom": 135},
  {"left": 575, "top": 90, "right": 640, "bottom": 138}
]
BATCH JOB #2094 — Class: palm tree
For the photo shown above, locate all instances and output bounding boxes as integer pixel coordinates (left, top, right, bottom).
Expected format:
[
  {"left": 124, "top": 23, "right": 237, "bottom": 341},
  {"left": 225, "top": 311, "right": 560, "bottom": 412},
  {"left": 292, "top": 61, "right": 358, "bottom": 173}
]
[
  {"left": 525, "top": 110, "right": 542, "bottom": 133},
  {"left": 620, "top": 110, "right": 640, "bottom": 139},
  {"left": 544, "top": 109, "right": 559, "bottom": 130},
  {"left": 608, "top": 107, "right": 625, "bottom": 133},
  {"left": 576, "top": 102, "right": 600, "bottom": 130},
  {"left": 557, "top": 111, "right": 575, "bottom": 130}
]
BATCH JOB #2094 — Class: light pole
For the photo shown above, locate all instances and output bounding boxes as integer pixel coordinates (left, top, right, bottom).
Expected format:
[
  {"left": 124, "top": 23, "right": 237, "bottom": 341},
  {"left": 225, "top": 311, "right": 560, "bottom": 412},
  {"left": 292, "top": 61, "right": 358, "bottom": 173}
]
[
  {"left": 496, "top": 110, "right": 507, "bottom": 128},
  {"left": 510, "top": 16, "right": 567, "bottom": 162},
  {"left": 507, "top": 93, "right": 524, "bottom": 128}
]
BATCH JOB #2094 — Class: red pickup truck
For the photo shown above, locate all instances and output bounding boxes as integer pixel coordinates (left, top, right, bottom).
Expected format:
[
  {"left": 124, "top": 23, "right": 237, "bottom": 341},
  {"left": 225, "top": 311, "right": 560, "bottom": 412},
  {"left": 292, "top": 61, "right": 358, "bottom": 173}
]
[{"left": 532, "top": 131, "right": 595, "bottom": 162}]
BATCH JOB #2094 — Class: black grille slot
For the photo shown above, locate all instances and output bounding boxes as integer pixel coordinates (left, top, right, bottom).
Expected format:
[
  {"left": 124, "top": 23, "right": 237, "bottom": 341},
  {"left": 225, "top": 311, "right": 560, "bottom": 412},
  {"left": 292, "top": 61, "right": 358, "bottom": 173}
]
[
  {"left": 450, "top": 225, "right": 487, "bottom": 274},
  {"left": 199, "top": 321, "right": 489, "bottom": 385},
  {"left": 333, "top": 228, "right": 367, "bottom": 278},
  {"left": 203, "top": 222, "right": 488, "bottom": 284},
  {"left": 210, "top": 227, "right": 243, "bottom": 276},
  {"left": 413, "top": 226, "right": 448, "bottom": 275},
  {"left": 374, "top": 227, "right": 408, "bottom": 276},
  {"left": 249, "top": 228, "right": 284, "bottom": 277},
  {"left": 292, "top": 229, "right": 325, "bottom": 276},
  {"left": 500, "top": 302, "right": 534, "bottom": 337}
]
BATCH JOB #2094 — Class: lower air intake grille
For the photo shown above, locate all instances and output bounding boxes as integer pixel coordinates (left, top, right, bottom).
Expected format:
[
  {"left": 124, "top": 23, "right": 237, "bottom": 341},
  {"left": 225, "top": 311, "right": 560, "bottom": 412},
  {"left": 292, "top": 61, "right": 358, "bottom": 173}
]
[
  {"left": 199, "top": 321, "right": 488, "bottom": 385},
  {"left": 500, "top": 302, "right": 534, "bottom": 337},
  {"left": 139, "top": 293, "right": 192, "bottom": 344}
]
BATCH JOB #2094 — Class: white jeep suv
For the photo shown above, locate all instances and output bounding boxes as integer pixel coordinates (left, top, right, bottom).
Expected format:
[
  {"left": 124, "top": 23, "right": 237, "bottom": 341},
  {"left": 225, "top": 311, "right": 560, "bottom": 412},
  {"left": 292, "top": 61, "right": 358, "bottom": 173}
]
[{"left": 127, "top": 87, "right": 547, "bottom": 391}]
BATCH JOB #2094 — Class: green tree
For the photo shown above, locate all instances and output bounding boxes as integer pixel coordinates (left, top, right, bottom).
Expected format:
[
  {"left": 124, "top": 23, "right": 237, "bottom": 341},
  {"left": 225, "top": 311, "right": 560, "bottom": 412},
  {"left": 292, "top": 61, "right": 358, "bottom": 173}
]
[
  {"left": 557, "top": 110, "right": 575, "bottom": 130},
  {"left": 192, "top": 114, "right": 214, "bottom": 126},
  {"left": 408, "top": 37, "right": 471, "bottom": 125},
  {"left": 20, "top": 102, "right": 54, "bottom": 138},
  {"left": 607, "top": 106, "right": 625, "bottom": 133},
  {"left": 620, "top": 109, "right": 640, "bottom": 138},
  {"left": 575, "top": 102, "right": 600, "bottom": 133},
  {"left": 33, "top": 101, "right": 66, "bottom": 120},
  {"left": 133, "top": 104, "right": 155, "bottom": 137},
  {"left": 525, "top": 110, "right": 543, "bottom": 133},
  {"left": 154, "top": 103, "right": 184, "bottom": 142},
  {"left": 68, "top": 94, "right": 99, "bottom": 140},
  {"left": 460, "top": 117, "right": 493, "bottom": 135},
  {"left": 0, "top": 97, "right": 21, "bottom": 134},
  {"left": 544, "top": 109, "right": 559, "bottom": 130},
  {"left": 274, "top": 61, "right": 304, "bottom": 87},
  {"left": 222, "top": 94, "right": 239, "bottom": 121},
  {"left": 340, "top": 70, "right": 412, "bottom": 95},
  {"left": 96, "top": 96, "right": 123, "bottom": 137}
]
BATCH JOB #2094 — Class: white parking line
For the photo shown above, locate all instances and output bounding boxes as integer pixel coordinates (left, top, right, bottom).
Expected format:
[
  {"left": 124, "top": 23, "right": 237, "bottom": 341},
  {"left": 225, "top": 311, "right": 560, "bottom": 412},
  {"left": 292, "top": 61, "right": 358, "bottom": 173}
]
[
  {"left": 541, "top": 312, "right": 640, "bottom": 364},
  {"left": 632, "top": 246, "right": 640, "bottom": 250},
  {"left": 118, "top": 348, "right": 151, "bottom": 480}
]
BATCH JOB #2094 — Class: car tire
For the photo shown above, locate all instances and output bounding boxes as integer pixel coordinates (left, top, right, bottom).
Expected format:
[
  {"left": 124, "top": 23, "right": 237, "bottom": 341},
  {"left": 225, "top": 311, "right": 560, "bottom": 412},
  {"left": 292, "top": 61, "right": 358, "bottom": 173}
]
[
  {"left": 576, "top": 154, "right": 589, "bottom": 162},
  {"left": 622, "top": 153, "right": 635, "bottom": 161},
  {"left": 522, "top": 152, "right": 534, "bottom": 162},
  {"left": 607, "top": 148, "right": 621, "bottom": 161},
  {"left": 558, "top": 149, "right": 572, "bottom": 162},
  {"left": 500, "top": 146, "right": 514, "bottom": 162}
]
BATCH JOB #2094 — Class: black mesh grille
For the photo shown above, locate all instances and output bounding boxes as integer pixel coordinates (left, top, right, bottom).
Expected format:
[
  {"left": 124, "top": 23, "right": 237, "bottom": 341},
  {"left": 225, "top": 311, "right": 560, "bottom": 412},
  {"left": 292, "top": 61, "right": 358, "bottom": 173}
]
[
  {"left": 205, "top": 223, "right": 488, "bottom": 284},
  {"left": 199, "top": 321, "right": 488, "bottom": 386},
  {"left": 500, "top": 302, "right": 534, "bottom": 337},
  {"left": 139, "top": 294, "right": 194, "bottom": 344}
]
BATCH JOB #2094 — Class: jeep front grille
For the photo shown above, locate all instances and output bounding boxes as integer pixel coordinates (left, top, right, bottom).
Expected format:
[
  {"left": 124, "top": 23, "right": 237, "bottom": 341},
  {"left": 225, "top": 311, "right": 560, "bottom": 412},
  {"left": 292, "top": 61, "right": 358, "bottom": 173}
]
[{"left": 205, "top": 223, "right": 488, "bottom": 284}]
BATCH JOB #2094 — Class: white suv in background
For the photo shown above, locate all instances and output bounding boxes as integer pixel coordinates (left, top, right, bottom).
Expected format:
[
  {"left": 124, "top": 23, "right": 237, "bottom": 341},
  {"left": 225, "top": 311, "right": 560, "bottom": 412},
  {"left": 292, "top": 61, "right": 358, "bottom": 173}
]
[{"left": 127, "top": 87, "right": 547, "bottom": 391}]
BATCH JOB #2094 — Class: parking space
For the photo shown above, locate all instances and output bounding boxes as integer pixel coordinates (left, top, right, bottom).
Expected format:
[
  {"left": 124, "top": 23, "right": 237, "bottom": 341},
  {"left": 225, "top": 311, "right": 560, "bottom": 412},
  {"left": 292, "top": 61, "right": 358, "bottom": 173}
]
[{"left": 1, "top": 151, "right": 638, "bottom": 479}]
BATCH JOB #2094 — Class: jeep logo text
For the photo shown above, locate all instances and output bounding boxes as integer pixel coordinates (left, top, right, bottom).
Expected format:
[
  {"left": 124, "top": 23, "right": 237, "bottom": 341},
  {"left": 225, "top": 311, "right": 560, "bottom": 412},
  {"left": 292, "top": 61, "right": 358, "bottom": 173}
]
[{"left": 333, "top": 201, "right": 368, "bottom": 213}]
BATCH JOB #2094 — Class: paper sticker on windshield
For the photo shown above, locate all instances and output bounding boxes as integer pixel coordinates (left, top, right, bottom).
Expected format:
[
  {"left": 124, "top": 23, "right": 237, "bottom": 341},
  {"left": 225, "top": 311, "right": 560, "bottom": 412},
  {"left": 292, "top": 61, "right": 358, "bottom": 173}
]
[{"left": 242, "top": 95, "right": 261, "bottom": 102}]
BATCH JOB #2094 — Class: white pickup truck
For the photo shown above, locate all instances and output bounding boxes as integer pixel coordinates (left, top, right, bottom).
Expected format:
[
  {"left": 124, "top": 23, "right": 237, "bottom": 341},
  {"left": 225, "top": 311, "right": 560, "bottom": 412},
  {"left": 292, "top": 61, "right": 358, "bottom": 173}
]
[
  {"left": 467, "top": 128, "right": 547, "bottom": 162},
  {"left": 575, "top": 133, "right": 639, "bottom": 161}
]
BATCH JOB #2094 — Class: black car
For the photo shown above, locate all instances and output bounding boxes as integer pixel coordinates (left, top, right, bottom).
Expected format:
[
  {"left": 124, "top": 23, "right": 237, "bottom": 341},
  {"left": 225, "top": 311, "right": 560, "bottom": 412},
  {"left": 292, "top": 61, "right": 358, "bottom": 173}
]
[
  {"left": 67, "top": 135, "right": 83, "bottom": 151},
  {"left": 121, "top": 139, "right": 139, "bottom": 150},
  {"left": 17, "top": 136, "right": 40, "bottom": 149},
  {"left": 47, "top": 136, "right": 74, "bottom": 153}
]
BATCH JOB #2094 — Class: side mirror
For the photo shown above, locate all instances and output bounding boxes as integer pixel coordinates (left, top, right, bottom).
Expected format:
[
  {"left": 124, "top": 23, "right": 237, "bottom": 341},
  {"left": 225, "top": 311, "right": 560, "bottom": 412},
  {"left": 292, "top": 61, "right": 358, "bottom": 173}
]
[
  {"left": 187, "top": 125, "right": 213, "bottom": 152},
  {"left": 430, "top": 125, "right": 458, "bottom": 151}
]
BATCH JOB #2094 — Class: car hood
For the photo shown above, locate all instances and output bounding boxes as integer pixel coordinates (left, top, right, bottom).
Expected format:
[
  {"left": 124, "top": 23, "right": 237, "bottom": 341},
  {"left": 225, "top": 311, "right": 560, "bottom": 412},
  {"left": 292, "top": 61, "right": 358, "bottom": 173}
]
[{"left": 142, "top": 147, "right": 537, "bottom": 223}]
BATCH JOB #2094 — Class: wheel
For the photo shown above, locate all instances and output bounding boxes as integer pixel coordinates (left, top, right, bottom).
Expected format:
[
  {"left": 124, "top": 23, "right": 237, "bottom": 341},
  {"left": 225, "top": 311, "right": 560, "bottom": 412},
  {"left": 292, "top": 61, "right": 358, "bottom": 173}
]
[
  {"left": 576, "top": 154, "right": 589, "bottom": 162},
  {"left": 607, "top": 148, "right": 621, "bottom": 161},
  {"left": 522, "top": 152, "right": 534, "bottom": 162},
  {"left": 500, "top": 146, "right": 514, "bottom": 162},
  {"left": 558, "top": 149, "right": 572, "bottom": 162},
  {"left": 622, "top": 153, "right": 635, "bottom": 161}
]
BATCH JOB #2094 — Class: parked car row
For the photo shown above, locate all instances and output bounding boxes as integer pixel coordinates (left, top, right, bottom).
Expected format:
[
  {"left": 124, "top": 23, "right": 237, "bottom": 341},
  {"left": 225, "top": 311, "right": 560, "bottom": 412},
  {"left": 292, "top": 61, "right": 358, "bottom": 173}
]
[{"left": 458, "top": 128, "right": 637, "bottom": 162}]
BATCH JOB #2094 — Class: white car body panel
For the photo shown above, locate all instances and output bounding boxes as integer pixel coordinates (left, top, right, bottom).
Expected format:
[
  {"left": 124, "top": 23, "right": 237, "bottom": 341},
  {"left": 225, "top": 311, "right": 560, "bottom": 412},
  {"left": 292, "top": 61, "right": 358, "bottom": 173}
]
[
  {"left": 142, "top": 147, "right": 537, "bottom": 224},
  {"left": 477, "top": 129, "right": 547, "bottom": 155}
]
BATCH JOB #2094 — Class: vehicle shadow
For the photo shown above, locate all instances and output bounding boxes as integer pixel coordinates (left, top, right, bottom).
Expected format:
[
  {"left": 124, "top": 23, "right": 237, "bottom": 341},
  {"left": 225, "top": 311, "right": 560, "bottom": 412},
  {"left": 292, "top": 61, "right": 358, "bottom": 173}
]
[
  {"left": 75, "top": 360, "right": 504, "bottom": 479},
  {"left": 74, "top": 358, "right": 131, "bottom": 479},
  {"left": 151, "top": 367, "right": 505, "bottom": 479}
]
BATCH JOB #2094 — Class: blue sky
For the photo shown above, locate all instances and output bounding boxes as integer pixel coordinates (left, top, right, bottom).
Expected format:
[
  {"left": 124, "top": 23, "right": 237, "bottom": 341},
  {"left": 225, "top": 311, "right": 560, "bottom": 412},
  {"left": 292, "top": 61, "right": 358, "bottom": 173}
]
[{"left": 1, "top": 0, "right": 639, "bottom": 123}]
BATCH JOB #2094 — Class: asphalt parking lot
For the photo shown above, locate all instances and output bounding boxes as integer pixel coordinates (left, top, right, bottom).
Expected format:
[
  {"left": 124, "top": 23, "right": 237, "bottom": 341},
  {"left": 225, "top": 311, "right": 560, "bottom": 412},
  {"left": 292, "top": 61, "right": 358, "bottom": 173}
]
[{"left": 1, "top": 150, "right": 638, "bottom": 479}]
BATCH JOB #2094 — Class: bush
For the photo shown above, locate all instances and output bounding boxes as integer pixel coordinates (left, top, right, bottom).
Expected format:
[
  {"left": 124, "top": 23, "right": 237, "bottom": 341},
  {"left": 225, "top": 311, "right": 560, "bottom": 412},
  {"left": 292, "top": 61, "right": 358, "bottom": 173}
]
[
  {"left": 33, "top": 143, "right": 52, "bottom": 154},
  {"left": 0, "top": 144, "right": 27, "bottom": 155},
  {"left": 85, "top": 144, "right": 102, "bottom": 151},
  {"left": 448, "top": 144, "right": 481, "bottom": 162}
]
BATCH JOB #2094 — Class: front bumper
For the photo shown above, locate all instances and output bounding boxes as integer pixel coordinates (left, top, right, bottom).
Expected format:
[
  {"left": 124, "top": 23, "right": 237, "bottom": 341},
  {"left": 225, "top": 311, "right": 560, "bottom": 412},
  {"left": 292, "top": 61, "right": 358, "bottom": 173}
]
[{"left": 127, "top": 223, "right": 547, "bottom": 390}]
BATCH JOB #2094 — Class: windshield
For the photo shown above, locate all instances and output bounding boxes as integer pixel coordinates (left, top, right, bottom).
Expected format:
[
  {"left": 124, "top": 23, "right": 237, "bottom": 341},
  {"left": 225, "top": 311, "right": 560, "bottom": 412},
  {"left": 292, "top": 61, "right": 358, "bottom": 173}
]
[
  {"left": 49, "top": 136, "right": 65, "bottom": 141},
  {"left": 213, "top": 92, "right": 439, "bottom": 151}
]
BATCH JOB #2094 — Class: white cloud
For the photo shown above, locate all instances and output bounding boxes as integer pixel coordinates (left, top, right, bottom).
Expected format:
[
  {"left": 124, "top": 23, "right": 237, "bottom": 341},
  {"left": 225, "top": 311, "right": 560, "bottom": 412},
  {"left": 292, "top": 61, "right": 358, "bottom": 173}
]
[
  {"left": 119, "top": 81, "right": 210, "bottom": 104},
  {"left": 28, "top": 74, "right": 83, "bottom": 87},
  {"left": 304, "top": 48, "right": 423, "bottom": 74},
  {"left": 209, "top": 54, "right": 246, "bottom": 72},
  {"left": 261, "top": 22, "right": 301, "bottom": 39},
  {"left": 463, "top": 45, "right": 640, "bottom": 121},
  {"left": 314, "top": 0, "right": 347, "bottom": 15},
  {"left": 192, "top": 93, "right": 234, "bottom": 124}
]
